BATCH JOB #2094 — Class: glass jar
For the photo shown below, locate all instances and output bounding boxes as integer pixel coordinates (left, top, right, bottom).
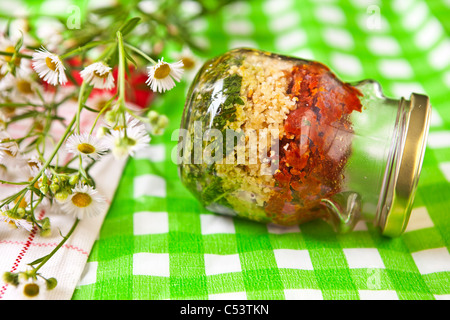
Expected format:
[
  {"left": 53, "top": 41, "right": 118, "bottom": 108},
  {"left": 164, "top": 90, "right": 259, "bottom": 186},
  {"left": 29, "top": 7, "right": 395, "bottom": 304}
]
[{"left": 177, "top": 48, "right": 431, "bottom": 237}]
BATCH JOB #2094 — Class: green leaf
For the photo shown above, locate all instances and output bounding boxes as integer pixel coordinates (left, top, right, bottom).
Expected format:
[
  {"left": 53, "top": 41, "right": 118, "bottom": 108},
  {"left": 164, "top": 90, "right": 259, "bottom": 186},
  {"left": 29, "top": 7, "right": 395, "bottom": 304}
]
[
  {"left": 108, "top": 47, "right": 119, "bottom": 67},
  {"left": 82, "top": 105, "right": 100, "bottom": 113},
  {"left": 124, "top": 47, "right": 137, "bottom": 67},
  {"left": 235, "top": 97, "right": 244, "bottom": 105},
  {"left": 119, "top": 17, "right": 141, "bottom": 37},
  {"left": 91, "top": 5, "right": 121, "bottom": 16},
  {"left": 28, "top": 254, "right": 50, "bottom": 266},
  {"left": 14, "top": 32, "right": 23, "bottom": 52}
]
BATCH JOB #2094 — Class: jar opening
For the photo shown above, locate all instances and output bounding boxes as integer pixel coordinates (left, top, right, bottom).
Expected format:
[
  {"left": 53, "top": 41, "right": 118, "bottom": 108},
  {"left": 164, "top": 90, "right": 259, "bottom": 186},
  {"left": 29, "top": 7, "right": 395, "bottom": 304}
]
[{"left": 378, "top": 94, "right": 431, "bottom": 237}]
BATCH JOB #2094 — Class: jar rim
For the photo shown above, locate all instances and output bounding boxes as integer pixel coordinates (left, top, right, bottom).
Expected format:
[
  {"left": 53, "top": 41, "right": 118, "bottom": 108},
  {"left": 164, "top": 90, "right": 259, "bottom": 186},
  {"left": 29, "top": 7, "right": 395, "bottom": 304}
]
[{"left": 380, "top": 93, "right": 431, "bottom": 237}]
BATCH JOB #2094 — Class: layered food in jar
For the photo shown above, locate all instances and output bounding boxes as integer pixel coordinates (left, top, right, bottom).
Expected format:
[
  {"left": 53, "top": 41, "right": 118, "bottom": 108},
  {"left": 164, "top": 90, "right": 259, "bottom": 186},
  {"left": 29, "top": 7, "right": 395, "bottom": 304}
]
[{"left": 179, "top": 48, "right": 364, "bottom": 226}]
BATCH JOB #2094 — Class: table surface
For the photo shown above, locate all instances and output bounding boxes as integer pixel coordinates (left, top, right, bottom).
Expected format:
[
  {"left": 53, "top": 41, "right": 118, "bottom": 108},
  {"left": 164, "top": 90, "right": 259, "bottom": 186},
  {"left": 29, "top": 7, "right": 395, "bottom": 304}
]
[{"left": 23, "top": 0, "right": 448, "bottom": 300}]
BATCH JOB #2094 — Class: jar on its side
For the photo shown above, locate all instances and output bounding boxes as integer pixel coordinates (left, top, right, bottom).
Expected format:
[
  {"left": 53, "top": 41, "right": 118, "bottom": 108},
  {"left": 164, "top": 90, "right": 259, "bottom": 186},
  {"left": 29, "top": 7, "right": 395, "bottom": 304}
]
[{"left": 177, "top": 48, "right": 431, "bottom": 237}]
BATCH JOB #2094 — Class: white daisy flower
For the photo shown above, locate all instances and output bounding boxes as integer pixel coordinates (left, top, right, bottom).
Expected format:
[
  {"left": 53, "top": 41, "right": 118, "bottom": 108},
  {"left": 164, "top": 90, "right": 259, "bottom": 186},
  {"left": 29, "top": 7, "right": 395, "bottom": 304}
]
[
  {"left": 0, "top": 131, "right": 25, "bottom": 168},
  {"left": 172, "top": 47, "right": 204, "bottom": 85},
  {"left": 0, "top": 38, "right": 34, "bottom": 78},
  {"left": 0, "top": 71, "right": 14, "bottom": 91},
  {"left": 65, "top": 133, "right": 109, "bottom": 160},
  {"left": 0, "top": 36, "right": 25, "bottom": 74},
  {"left": 14, "top": 76, "right": 39, "bottom": 94},
  {"left": 105, "top": 122, "right": 151, "bottom": 159},
  {"left": 21, "top": 158, "right": 52, "bottom": 201},
  {"left": 87, "top": 91, "right": 115, "bottom": 112},
  {"left": 172, "top": 46, "right": 200, "bottom": 72},
  {"left": 31, "top": 47, "right": 67, "bottom": 86},
  {"left": 0, "top": 206, "right": 33, "bottom": 232},
  {"left": 146, "top": 57, "right": 184, "bottom": 93},
  {"left": 104, "top": 112, "right": 142, "bottom": 131},
  {"left": 1, "top": 75, "right": 42, "bottom": 104},
  {"left": 79, "top": 62, "right": 115, "bottom": 90},
  {"left": 61, "top": 183, "right": 106, "bottom": 219}
]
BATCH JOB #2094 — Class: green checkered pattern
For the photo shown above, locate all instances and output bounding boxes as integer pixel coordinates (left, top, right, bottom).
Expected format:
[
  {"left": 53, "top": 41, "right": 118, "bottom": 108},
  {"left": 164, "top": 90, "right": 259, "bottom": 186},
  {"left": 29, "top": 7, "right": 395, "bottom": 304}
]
[
  {"left": 64, "top": 0, "right": 450, "bottom": 300},
  {"left": 67, "top": 0, "right": 450, "bottom": 300}
]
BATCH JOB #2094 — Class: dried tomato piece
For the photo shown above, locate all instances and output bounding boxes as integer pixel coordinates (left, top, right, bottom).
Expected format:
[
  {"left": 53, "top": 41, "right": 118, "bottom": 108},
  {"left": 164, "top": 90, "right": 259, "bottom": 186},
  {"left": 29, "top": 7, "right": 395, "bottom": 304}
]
[{"left": 265, "top": 60, "right": 362, "bottom": 225}]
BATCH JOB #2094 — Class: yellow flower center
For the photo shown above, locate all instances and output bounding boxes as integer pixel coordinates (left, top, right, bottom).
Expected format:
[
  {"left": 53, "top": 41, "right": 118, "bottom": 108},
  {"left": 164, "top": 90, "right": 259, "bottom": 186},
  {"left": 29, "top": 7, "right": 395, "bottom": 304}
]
[
  {"left": 77, "top": 143, "right": 96, "bottom": 154},
  {"left": 71, "top": 192, "right": 92, "bottom": 208},
  {"left": 45, "top": 57, "right": 58, "bottom": 71},
  {"left": 28, "top": 177, "right": 40, "bottom": 190},
  {"left": 23, "top": 283, "right": 40, "bottom": 298},
  {"left": 16, "top": 79, "right": 33, "bottom": 94},
  {"left": 94, "top": 98, "right": 111, "bottom": 111},
  {"left": 93, "top": 70, "right": 110, "bottom": 79},
  {"left": 154, "top": 63, "right": 171, "bottom": 79},
  {"left": 181, "top": 57, "right": 195, "bottom": 70},
  {"left": 34, "top": 120, "right": 44, "bottom": 132},
  {"left": 4, "top": 46, "right": 21, "bottom": 66},
  {"left": 1, "top": 139, "right": 17, "bottom": 157},
  {"left": 14, "top": 196, "right": 28, "bottom": 209},
  {"left": 3, "top": 149, "right": 15, "bottom": 157}
]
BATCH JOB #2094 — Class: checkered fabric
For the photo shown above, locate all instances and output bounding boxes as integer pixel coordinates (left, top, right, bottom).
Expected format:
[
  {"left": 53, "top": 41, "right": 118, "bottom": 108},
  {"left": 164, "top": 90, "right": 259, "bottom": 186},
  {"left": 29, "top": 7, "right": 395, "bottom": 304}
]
[
  {"left": 49, "top": 0, "right": 450, "bottom": 300},
  {"left": 68, "top": 0, "right": 450, "bottom": 300}
]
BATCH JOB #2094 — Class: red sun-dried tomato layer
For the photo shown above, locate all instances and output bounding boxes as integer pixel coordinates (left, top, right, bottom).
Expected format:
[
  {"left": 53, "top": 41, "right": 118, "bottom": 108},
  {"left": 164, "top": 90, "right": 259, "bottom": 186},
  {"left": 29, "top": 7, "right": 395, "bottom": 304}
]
[{"left": 265, "top": 61, "right": 363, "bottom": 225}]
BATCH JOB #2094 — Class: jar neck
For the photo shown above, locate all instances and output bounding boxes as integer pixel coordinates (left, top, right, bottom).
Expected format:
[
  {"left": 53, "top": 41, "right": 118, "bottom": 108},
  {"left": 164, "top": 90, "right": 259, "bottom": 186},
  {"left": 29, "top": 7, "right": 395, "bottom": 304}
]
[
  {"left": 370, "top": 98, "right": 410, "bottom": 228},
  {"left": 321, "top": 82, "right": 431, "bottom": 236}
]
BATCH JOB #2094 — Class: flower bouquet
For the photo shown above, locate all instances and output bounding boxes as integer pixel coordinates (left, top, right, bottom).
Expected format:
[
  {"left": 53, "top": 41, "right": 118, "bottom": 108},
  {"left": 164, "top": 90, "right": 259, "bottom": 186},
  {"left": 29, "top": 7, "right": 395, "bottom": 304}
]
[{"left": 0, "top": 0, "right": 235, "bottom": 298}]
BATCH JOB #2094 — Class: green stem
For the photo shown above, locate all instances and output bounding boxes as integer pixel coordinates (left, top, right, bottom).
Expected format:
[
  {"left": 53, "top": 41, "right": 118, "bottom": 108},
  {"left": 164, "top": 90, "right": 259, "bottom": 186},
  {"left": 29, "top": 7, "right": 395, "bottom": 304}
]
[
  {"left": 0, "top": 51, "right": 32, "bottom": 59},
  {"left": 77, "top": 82, "right": 88, "bottom": 134},
  {"left": 89, "top": 94, "right": 118, "bottom": 135},
  {"left": 59, "top": 41, "right": 112, "bottom": 59},
  {"left": 116, "top": 31, "right": 127, "bottom": 105},
  {"left": 95, "top": 43, "right": 116, "bottom": 63},
  {"left": 12, "top": 190, "right": 27, "bottom": 212},
  {"left": 0, "top": 180, "right": 29, "bottom": 185},
  {"left": 0, "top": 102, "right": 40, "bottom": 108},
  {"left": 123, "top": 43, "right": 157, "bottom": 64},
  {"left": 32, "top": 218, "right": 80, "bottom": 274},
  {"left": 28, "top": 114, "right": 77, "bottom": 188},
  {"left": 116, "top": 31, "right": 130, "bottom": 138},
  {"left": 125, "top": 107, "right": 149, "bottom": 123}
]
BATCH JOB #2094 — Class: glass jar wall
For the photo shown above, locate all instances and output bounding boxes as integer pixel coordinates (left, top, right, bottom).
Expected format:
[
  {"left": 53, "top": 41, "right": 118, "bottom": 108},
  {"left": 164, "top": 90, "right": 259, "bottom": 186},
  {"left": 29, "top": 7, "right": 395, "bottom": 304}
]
[{"left": 177, "top": 48, "right": 431, "bottom": 237}]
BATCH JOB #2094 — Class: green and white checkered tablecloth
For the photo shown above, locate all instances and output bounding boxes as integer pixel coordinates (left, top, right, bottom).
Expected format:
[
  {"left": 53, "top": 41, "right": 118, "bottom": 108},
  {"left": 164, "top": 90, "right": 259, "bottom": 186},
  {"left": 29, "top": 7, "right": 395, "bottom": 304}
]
[{"left": 68, "top": 0, "right": 450, "bottom": 300}]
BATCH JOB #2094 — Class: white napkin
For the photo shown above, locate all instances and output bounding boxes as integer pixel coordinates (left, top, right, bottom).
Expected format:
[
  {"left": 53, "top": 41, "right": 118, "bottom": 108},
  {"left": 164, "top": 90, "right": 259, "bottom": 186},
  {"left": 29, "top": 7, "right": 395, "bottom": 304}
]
[{"left": 0, "top": 98, "right": 127, "bottom": 300}]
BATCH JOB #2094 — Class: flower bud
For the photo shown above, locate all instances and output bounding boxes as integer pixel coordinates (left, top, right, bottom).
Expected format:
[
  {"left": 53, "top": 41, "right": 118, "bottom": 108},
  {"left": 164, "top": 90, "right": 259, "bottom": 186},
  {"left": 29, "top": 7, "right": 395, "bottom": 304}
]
[
  {"left": 96, "top": 126, "right": 109, "bottom": 139},
  {"left": 151, "top": 127, "right": 164, "bottom": 136},
  {"left": 147, "top": 110, "right": 159, "bottom": 124},
  {"left": 54, "top": 191, "right": 69, "bottom": 203},
  {"left": 50, "top": 183, "right": 60, "bottom": 194},
  {"left": 17, "top": 207, "right": 26, "bottom": 218},
  {"left": 7, "top": 209, "right": 21, "bottom": 220},
  {"left": 105, "top": 110, "right": 118, "bottom": 126},
  {"left": 156, "top": 115, "right": 169, "bottom": 129},
  {"left": 46, "top": 277, "right": 57, "bottom": 290},
  {"left": 40, "top": 217, "right": 51, "bottom": 229},
  {"left": 40, "top": 228, "right": 52, "bottom": 237},
  {"left": 3, "top": 272, "right": 19, "bottom": 286},
  {"left": 69, "top": 175, "right": 79, "bottom": 186},
  {"left": 40, "top": 184, "right": 49, "bottom": 195},
  {"left": 19, "top": 271, "right": 30, "bottom": 281}
]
